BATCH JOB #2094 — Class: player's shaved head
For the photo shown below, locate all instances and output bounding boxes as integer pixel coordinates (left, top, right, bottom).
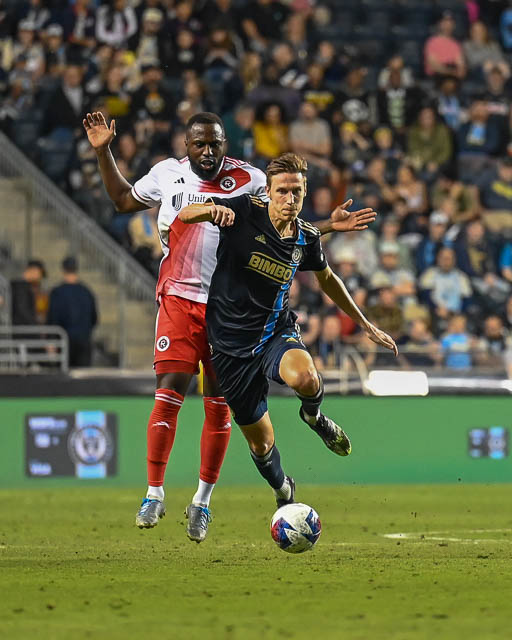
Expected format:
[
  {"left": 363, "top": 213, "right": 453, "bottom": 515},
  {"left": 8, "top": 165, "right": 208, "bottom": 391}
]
[{"left": 185, "top": 112, "right": 225, "bottom": 137}]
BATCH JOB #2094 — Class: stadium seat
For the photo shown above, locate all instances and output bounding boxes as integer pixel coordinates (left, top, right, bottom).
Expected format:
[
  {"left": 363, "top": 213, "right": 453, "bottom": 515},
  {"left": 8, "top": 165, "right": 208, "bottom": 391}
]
[
  {"left": 11, "top": 110, "right": 43, "bottom": 159},
  {"left": 37, "top": 128, "right": 75, "bottom": 184}
]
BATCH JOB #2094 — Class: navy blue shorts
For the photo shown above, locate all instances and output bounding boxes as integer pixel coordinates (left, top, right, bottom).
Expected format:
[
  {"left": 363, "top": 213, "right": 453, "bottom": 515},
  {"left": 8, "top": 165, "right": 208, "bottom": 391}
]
[{"left": 211, "top": 329, "right": 308, "bottom": 426}]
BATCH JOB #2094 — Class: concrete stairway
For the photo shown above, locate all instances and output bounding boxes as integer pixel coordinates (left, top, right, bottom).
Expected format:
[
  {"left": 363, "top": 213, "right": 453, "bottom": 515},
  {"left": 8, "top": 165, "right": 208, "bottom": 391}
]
[{"left": 0, "top": 177, "right": 156, "bottom": 369}]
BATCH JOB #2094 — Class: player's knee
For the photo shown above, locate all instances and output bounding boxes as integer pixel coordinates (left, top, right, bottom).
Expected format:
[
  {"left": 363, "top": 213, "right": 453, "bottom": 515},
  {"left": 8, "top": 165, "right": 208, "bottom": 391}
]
[
  {"left": 249, "top": 439, "right": 274, "bottom": 457},
  {"left": 289, "top": 367, "right": 319, "bottom": 396}
]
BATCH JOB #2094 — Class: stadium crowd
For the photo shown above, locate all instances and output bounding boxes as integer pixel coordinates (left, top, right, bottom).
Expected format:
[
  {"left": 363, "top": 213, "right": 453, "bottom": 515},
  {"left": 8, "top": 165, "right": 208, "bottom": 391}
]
[{"left": 2, "top": 0, "right": 512, "bottom": 373}]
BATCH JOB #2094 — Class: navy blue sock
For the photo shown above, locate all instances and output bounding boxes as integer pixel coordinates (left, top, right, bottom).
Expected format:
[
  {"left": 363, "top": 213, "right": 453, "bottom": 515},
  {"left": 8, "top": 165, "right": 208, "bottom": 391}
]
[
  {"left": 250, "top": 444, "right": 285, "bottom": 490},
  {"left": 296, "top": 375, "right": 324, "bottom": 420}
]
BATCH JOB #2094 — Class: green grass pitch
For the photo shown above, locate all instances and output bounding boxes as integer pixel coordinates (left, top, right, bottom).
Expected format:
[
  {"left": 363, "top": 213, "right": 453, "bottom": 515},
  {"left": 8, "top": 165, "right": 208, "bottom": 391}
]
[{"left": 1, "top": 484, "right": 511, "bottom": 640}]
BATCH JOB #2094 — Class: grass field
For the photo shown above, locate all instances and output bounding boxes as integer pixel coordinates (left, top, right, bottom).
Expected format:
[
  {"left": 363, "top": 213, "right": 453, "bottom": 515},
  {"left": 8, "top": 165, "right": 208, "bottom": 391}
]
[{"left": 1, "top": 484, "right": 511, "bottom": 640}]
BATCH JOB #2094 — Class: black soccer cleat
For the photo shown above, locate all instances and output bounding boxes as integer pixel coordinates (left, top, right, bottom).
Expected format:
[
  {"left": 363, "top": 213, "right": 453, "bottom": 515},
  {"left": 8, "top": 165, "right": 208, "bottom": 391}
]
[
  {"left": 300, "top": 408, "right": 352, "bottom": 456},
  {"left": 276, "top": 475, "right": 296, "bottom": 509}
]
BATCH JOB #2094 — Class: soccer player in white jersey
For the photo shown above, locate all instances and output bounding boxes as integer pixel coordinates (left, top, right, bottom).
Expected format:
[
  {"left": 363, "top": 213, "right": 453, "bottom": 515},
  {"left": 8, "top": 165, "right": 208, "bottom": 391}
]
[{"left": 83, "top": 110, "right": 376, "bottom": 542}]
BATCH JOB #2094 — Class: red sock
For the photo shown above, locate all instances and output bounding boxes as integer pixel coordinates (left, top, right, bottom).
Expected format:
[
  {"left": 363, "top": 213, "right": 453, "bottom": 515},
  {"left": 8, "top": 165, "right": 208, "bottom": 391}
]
[
  {"left": 147, "top": 389, "right": 184, "bottom": 486},
  {"left": 199, "top": 397, "right": 232, "bottom": 484}
]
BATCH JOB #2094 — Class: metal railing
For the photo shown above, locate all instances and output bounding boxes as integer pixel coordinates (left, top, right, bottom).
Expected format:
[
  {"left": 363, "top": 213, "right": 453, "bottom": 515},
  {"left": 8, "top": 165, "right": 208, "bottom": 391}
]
[
  {"left": 0, "top": 131, "right": 155, "bottom": 300},
  {"left": 0, "top": 273, "right": 11, "bottom": 326},
  {"left": 0, "top": 325, "right": 68, "bottom": 372},
  {"left": 0, "top": 131, "right": 157, "bottom": 366}
]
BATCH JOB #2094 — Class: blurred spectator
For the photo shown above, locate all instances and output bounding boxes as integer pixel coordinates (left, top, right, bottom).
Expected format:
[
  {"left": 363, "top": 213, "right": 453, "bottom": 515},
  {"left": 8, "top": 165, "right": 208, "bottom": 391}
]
[
  {"left": 252, "top": 102, "right": 288, "bottom": 162},
  {"left": 329, "top": 228, "right": 378, "bottom": 280},
  {"left": 499, "top": 237, "right": 512, "bottom": 283},
  {"left": 500, "top": 2, "right": 512, "bottom": 51},
  {"left": 333, "top": 246, "right": 368, "bottom": 310},
  {"left": 42, "top": 64, "right": 87, "bottom": 136},
  {"left": 60, "top": 0, "right": 97, "bottom": 54},
  {"left": 313, "top": 40, "right": 343, "bottom": 86},
  {"left": 370, "top": 241, "right": 416, "bottom": 307},
  {"left": 376, "top": 64, "right": 421, "bottom": 133},
  {"left": 424, "top": 11, "right": 466, "bottom": 79},
  {"left": 482, "top": 66, "right": 511, "bottom": 149},
  {"left": 289, "top": 101, "right": 332, "bottom": 179},
  {"left": 456, "top": 219, "right": 510, "bottom": 314},
  {"left": 114, "top": 131, "right": 147, "bottom": 182},
  {"left": 463, "top": 20, "right": 509, "bottom": 79},
  {"left": 129, "top": 7, "right": 172, "bottom": 70},
  {"left": 476, "top": 314, "right": 511, "bottom": 368},
  {"left": 457, "top": 100, "right": 501, "bottom": 178},
  {"left": 12, "top": 19, "right": 44, "bottom": 81},
  {"left": 302, "top": 186, "right": 333, "bottom": 225},
  {"left": 10, "top": 259, "right": 48, "bottom": 325},
  {"left": 504, "top": 293, "right": 512, "bottom": 330},
  {"left": 48, "top": 256, "right": 98, "bottom": 367},
  {"left": 332, "top": 63, "right": 375, "bottom": 126},
  {"left": 333, "top": 122, "right": 371, "bottom": 178},
  {"left": 366, "top": 282, "right": 405, "bottom": 342},
  {"left": 223, "top": 103, "right": 255, "bottom": 161},
  {"left": 131, "top": 63, "right": 174, "bottom": 142},
  {"left": 201, "top": 0, "right": 241, "bottom": 32},
  {"left": 95, "top": 0, "right": 137, "bottom": 49},
  {"left": 373, "top": 127, "right": 402, "bottom": 179},
  {"left": 17, "top": 0, "right": 50, "bottom": 33},
  {"left": 378, "top": 55, "right": 414, "bottom": 90},
  {"left": 301, "top": 62, "right": 335, "bottom": 114},
  {"left": 441, "top": 313, "right": 474, "bottom": 369},
  {"left": 436, "top": 76, "right": 465, "bottom": 131},
  {"left": 385, "top": 165, "right": 428, "bottom": 228},
  {"left": 240, "top": 0, "right": 289, "bottom": 52},
  {"left": 43, "top": 24, "right": 68, "bottom": 77},
  {"left": 419, "top": 246, "right": 473, "bottom": 330},
  {"left": 168, "top": 28, "right": 203, "bottom": 77},
  {"left": 416, "top": 212, "right": 451, "bottom": 274},
  {"left": 379, "top": 215, "right": 412, "bottom": 270},
  {"left": 402, "top": 319, "right": 441, "bottom": 368},
  {"left": 128, "top": 206, "right": 162, "bottom": 276},
  {"left": 267, "top": 42, "right": 307, "bottom": 91},
  {"left": 431, "top": 170, "right": 478, "bottom": 226},
  {"left": 407, "top": 106, "right": 453, "bottom": 180},
  {"left": 168, "top": 1, "right": 202, "bottom": 40},
  {"left": 475, "top": 157, "right": 512, "bottom": 232},
  {"left": 315, "top": 313, "right": 343, "bottom": 370}
]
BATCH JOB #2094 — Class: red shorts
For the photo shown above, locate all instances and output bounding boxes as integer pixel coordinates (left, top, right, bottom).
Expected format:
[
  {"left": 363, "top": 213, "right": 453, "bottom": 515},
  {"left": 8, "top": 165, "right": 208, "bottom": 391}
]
[{"left": 154, "top": 295, "right": 215, "bottom": 378}]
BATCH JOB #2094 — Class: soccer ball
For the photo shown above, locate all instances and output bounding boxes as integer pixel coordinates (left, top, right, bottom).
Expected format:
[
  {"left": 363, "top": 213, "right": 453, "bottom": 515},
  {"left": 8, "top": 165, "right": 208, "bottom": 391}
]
[{"left": 270, "top": 503, "right": 321, "bottom": 554}]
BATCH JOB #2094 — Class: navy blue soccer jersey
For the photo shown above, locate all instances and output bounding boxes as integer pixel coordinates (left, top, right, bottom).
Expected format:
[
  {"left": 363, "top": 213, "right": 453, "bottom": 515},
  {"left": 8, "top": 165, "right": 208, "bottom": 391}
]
[{"left": 205, "top": 194, "right": 328, "bottom": 357}]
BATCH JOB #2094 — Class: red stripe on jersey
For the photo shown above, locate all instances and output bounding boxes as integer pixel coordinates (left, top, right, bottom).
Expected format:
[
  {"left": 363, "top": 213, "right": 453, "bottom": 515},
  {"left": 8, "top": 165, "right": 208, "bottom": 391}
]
[{"left": 198, "top": 167, "right": 251, "bottom": 194}]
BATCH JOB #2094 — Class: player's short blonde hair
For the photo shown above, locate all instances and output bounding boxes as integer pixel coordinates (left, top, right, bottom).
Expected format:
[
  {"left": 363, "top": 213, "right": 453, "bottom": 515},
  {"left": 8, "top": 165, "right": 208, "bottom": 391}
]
[{"left": 266, "top": 153, "right": 308, "bottom": 187}]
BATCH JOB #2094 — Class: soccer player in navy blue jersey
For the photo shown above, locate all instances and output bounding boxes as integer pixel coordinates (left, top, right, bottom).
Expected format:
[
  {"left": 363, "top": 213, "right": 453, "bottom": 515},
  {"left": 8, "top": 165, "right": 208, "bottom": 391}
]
[{"left": 179, "top": 153, "right": 398, "bottom": 507}]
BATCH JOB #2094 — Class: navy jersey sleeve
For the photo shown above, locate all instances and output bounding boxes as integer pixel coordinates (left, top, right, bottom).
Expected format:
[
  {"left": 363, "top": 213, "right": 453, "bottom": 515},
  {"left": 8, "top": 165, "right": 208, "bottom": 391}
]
[{"left": 299, "top": 233, "right": 328, "bottom": 272}]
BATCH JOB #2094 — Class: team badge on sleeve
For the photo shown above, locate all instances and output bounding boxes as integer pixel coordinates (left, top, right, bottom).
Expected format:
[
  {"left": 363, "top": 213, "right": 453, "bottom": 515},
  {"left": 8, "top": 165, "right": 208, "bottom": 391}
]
[
  {"left": 292, "top": 247, "right": 303, "bottom": 263},
  {"left": 156, "top": 336, "right": 170, "bottom": 352}
]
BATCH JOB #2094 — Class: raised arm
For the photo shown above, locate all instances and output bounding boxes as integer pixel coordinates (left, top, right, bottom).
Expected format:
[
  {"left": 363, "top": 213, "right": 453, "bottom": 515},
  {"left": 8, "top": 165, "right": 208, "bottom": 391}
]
[
  {"left": 179, "top": 202, "right": 235, "bottom": 227},
  {"left": 83, "top": 112, "right": 144, "bottom": 213},
  {"left": 314, "top": 266, "right": 398, "bottom": 355},
  {"left": 314, "top": 199, "right": 377, "bottom": 236}
]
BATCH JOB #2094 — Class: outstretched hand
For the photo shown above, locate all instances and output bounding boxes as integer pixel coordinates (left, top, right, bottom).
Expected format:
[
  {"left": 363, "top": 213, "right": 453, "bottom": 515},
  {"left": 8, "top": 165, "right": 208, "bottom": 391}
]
[
  {"left": 329, "top": 199, "right": 377, "bottom": 232},
  {"left": 83, "top": 111, "right": 116, "bottom": 149},
  {"left": 364, "top": 322, "right": 399, "bottom": 356}
]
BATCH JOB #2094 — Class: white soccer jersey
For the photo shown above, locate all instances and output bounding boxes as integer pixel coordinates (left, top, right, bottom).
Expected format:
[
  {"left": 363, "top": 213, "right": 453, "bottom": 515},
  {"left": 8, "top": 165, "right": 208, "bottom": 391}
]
[{"left": 131, "top": 156, "right": 267, "bottom": 303}]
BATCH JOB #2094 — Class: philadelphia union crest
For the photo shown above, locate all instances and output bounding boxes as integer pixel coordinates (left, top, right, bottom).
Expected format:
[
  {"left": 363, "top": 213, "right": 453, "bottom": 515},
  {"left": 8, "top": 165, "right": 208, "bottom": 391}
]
[
  {"left": 68, "top": 424, "right": 114, "bottom": 467},
  {"left": 292, "top": 247, "right": 303, "bottom": 263}
]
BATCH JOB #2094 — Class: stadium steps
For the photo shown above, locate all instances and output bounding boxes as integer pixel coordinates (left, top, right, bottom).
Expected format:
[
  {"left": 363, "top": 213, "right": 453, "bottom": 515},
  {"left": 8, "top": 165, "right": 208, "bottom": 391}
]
[{"left": 0, "top": 176, "right": 156, "bottom": 369}]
